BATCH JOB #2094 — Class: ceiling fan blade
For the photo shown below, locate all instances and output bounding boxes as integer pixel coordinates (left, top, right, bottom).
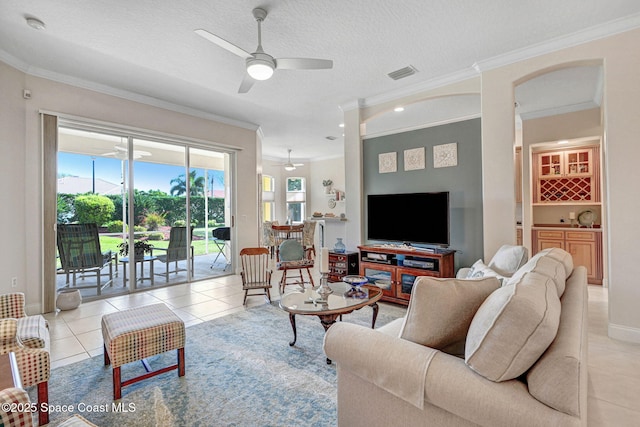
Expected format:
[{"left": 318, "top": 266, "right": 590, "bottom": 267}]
[
  {"left": 275, "top": 58, "right": 333, "bottom": 70},
  {"left": 293, "top": 163, "right": 304, "bottom": 166},
  {"left": 238, "top": 74, "right": 255, "bottom": 94},
  {"left": 195, "top": 29, "right": 253, "bottom": 59}
]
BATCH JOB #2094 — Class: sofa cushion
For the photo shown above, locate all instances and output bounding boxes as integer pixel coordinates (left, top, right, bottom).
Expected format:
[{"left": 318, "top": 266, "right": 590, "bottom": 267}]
[
  {"left": 487, "top": 244, "right": 529, "bottom": 277},
  {"left": 399, "top": 276, "right": 501, "bottom": 352},
  {"left": 503, "top": 248, "right": 573, "bottom": 297},
  {"left": 465, "top": 272, "right": 561, "bottom": 382},
  {"left": 537, "top": 247, "right": 574, "bottom": 277},
  {"left": 506, "top": 254, "right": 567, "bottom": 297}
]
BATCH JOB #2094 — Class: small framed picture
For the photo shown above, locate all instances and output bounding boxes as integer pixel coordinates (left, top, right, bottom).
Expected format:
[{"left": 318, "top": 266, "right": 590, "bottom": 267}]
[{"left": 378, "top": 152, "right": 397, "bottom": 173}]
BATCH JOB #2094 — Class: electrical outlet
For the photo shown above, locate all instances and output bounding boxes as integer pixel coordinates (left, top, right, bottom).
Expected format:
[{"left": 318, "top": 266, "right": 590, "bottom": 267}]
[{"left": 11, "top": 277, "right": 18, "bottom": 288}]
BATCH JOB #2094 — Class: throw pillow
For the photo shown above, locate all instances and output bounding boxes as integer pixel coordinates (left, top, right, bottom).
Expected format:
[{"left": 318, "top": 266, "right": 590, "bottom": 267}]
[
  {"left": 487, "top": 244, "right": 529, "bottom": 277},
  {"left": 465, "top": 272, "right": 561, "bottom": 382},
  {"left": 506, "top": 254, "right": 567, "bottom": 297},
  {"left": 466, "top": 260, "right": 505, "bottom": 285},
  {"left": 399, "top": 276, "right": 501, "bottom": 352}
]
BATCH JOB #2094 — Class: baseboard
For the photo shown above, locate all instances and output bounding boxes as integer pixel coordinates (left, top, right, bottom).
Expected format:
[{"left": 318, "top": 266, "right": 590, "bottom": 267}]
[{"left": 608, "top": 322, "right": 640, "bottom": 344}]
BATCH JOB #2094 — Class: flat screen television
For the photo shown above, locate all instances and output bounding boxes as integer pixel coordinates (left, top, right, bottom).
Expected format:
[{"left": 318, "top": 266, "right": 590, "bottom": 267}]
[{"left": 367, "top": 192, "right": 449, "bottom": 246}]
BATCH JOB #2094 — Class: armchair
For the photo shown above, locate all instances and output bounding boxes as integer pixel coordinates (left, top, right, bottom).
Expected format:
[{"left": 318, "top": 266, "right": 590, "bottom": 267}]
[
  {"left": 0, "top": 319, "right": 50, "bottom": 426},
  {"left": 0, "top": 293, "right": 49, "bottom": 350},
  {"left": 154, "top": 226, "right": 195, "bottom": 282}
]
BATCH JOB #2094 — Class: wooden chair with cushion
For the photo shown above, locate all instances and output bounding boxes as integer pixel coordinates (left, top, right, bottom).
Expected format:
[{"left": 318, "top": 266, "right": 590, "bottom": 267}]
[
  {"left": 276, "top": 239, "right": 315, "bottom": 293},
  {"left": 302, "top": 220, "right": 316, "bottom": 259},
  {"left": 239, "top": 247, "right": 273, "bottom": 304}
]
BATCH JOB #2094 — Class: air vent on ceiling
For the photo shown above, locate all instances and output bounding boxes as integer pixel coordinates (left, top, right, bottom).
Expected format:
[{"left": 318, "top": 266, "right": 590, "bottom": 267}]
[
  {"left": 325, "top": 136, "right": 337, "bottom": 141},
  {"left": 387, "top": 65, "right": 418, "bottom": 81}
]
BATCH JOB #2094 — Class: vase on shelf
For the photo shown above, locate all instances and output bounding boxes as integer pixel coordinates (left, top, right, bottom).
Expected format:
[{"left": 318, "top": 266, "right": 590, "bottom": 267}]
[{"left": 334, "top": 238, "right": 346, "bottom": 254}]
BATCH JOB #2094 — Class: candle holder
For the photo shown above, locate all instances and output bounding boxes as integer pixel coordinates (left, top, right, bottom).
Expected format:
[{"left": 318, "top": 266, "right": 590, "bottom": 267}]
[{"left": 316, "top": 272, "right": 333, "bottom": 299}]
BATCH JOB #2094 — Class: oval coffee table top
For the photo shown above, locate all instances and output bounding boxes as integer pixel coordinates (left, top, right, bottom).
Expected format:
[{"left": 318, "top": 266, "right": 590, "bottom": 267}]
[{"left": 279, "top": 282, "right": 382, "bottom": 316}]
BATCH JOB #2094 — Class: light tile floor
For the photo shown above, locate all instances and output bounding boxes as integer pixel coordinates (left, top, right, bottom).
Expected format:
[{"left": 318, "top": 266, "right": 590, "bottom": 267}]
[{"left": 44, "top": 276, "right": 640, "bottom": 426}]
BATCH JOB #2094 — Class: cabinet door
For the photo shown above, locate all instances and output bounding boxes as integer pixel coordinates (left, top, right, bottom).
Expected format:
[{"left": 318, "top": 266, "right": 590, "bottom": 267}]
[
  {"left": 566, "top": 240, "right": 597, "bottom": 280},
  {"left": 360, "top": 263, "right": 396, "bottom": 298},
  {"left": 395, "top": 268, "right": 437, "bottom": 300},
  {"left": 565, "top": 149, "right": 592, "bottom": 177},
  {"left": 539, "top": 153, "right": 563, "bottom": 178}
]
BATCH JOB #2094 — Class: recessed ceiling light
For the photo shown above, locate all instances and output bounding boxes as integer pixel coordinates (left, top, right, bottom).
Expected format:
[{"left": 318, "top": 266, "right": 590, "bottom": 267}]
[
  {"left": 26, "top": 17, "right": 46, "bottom": 30},
  {"left": 394, "top": 107, "right": 404, "bottom": 112},
  {"left": 557, "top": 140, "right": 569, "bottom": 144},
  {"left": 338, "top": 123, "right": 344, "bottom": 128}
]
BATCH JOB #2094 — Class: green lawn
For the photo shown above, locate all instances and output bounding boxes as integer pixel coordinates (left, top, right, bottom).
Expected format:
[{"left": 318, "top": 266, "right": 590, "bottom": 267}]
[{"left": 99, "top": 228, "right": 221, "bottom": 257}]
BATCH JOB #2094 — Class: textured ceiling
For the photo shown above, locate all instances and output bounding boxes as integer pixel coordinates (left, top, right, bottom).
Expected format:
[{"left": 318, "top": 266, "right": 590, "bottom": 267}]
[{"left": 1, "top": 1, "right": 639, "bottom": 162}]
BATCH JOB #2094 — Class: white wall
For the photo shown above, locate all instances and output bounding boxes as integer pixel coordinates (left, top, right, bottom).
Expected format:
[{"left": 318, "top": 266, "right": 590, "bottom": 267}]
[
  {"left": 309, "top": 157, "right": 346, "bottom": 217},
  {"left": 0, "top": 61, "right": 260, "bottom": 313}
]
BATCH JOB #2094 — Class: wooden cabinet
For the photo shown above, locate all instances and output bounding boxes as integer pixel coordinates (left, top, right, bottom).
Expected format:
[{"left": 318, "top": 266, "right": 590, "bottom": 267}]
[
  {"left": 533, "top": 146, "right": 600, "bottom": 204},
  {"left": 532, "top": 229, "right": 602, "bottom": 284},
  {"left": 327, "top": 251, "right": 359, "bottom": 282},
  {"left": 358, "top": 245, "right": 455, "bottom": 305}
]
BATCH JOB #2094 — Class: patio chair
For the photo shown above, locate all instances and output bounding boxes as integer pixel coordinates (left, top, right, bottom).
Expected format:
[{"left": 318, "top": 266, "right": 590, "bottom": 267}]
[
  {"left": 277, "top": 239, "right": 315, "bottom": 293},
  {"left": 210, "top": 226, "right": 231, "bottom": 269},
  {"left": 239, "top": 247, "right": 272, "bottom": 304},
  {"left": 56, "top": 223, "right": 116, "bottom": 295},
  {"left": 153, "top": 226, "right": 194, "bottom": 282}
]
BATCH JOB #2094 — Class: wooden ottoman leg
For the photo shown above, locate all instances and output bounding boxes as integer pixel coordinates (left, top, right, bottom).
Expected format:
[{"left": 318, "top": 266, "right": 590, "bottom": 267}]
[
  {"left": 104, "top": 344, "right": 110, "bottom": 365},
  {"left": 113, "top": 366, "right": 122, "bottom": 400},
  {"left": 178, "top": 348, "right": 185, "bottom": 377},
  {"left": 38, "top": 382, "right": 49, "bottom": 426}
]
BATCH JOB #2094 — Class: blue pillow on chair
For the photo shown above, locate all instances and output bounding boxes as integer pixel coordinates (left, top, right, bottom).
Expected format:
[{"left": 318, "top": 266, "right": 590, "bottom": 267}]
[{"left": 279, "top": 239, "right": 304, "bottom": 261}]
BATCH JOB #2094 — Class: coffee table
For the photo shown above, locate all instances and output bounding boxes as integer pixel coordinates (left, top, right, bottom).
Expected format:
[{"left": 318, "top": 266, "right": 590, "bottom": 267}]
[{"left": 279, "top": 282, "right": 382, "bottom": 364}]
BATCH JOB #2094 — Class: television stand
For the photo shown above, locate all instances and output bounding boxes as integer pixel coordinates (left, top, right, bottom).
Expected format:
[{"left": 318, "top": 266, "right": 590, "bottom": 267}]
[{"left": 358, "top": 245, "right": 455, "bottom": 305}]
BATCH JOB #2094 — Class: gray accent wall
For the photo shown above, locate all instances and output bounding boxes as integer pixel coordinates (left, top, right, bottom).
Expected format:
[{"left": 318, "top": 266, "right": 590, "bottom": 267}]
[{"left": 362, "top": 118, "right": 483, "bottom": 270}]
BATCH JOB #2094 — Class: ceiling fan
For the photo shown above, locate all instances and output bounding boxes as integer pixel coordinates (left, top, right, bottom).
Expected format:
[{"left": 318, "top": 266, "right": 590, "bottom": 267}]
[
  {"left": 101, "top": 143, "right": 151, "bottom": 160},
  {"left": 282, "top": 149, "right": 304, "bottom": 171},
  {"left": 195, "top": 7, "right": 333, "bottom": 93}
]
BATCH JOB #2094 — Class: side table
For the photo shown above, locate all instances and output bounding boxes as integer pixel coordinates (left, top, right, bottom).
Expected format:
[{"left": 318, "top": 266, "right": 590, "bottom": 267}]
[{"left": 120, "top": 256, "right": 157, "bottom": 286}]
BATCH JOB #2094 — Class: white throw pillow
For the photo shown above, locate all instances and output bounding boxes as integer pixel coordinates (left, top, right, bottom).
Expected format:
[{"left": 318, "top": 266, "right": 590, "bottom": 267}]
[
  {"left": 487, "top": 245, "right": 529, "bottom": 277},
  {"left": 466, "top": 259, "right": 505, "bottom": 285},
  {"left": 506, "top": 254, "right": 567, "bottom": 297},
  {"left": 465, "top": 272, "right": 561, "bottom": 382},
  {"left": 399, "top": 276, "right": 501, "bottom": 352}
]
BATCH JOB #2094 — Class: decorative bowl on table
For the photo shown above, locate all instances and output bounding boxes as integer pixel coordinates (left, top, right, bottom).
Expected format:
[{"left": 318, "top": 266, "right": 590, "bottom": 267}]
[{"left": 343, "top": 275, "right": 369, "bottom": 298}]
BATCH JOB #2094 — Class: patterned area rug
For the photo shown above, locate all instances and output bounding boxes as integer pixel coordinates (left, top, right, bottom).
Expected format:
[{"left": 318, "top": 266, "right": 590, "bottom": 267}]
[{"left": 37, "top": 302, "right": 406, "bottom": 426}]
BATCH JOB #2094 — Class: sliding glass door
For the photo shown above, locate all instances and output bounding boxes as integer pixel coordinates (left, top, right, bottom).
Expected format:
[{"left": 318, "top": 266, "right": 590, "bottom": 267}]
[{"left": 54, "top": 122, "right": 234, "bottom": 300}]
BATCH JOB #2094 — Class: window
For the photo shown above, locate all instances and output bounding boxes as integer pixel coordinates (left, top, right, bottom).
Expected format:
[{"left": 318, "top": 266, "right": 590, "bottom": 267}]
[
  {"left": 262, "top": 175, "right": 275, "bottom": 221},
  {"left": 286, "top": 177, "right": 306, "bottom": 223}
]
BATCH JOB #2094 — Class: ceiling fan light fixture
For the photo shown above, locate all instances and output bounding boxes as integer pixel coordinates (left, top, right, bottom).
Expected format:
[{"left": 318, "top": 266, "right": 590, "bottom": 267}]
[
  {"left": 284, "top": 163, "right": 296, "bottom": 171},
  {"left": 247, "top": 54, "right": 275, "bottom": 80}
]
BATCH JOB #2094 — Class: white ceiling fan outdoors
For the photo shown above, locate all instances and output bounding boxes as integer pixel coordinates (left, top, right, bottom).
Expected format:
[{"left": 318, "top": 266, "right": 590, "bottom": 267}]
[
  {"left": 101, "top": 143, "right": 151, "bottom": 160},
  {"left": 282, "top": 149, "right": 304, "bottom": 171},
  {"left": 195, "top": 7, "right": 333, "bottom": 93}
]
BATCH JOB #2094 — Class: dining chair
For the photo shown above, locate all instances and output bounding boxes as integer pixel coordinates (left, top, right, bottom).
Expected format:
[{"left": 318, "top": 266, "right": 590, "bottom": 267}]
[
  {"left": 276, "top": 239, "right": 315, "bottom": 293},
  {"left": 239, "top": 247, "right": 273, "bottom": 304}
]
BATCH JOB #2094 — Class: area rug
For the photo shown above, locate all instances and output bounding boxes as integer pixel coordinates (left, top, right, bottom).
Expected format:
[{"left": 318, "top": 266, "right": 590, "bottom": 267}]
[{"left": 37, "top": 302, "right": 406, "bottom": 426}]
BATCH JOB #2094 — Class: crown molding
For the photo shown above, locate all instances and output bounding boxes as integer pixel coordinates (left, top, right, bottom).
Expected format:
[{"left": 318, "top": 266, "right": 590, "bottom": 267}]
[
  {"left": 345, "top": 14, "right": 640, "bottom": 111},
  {"left": 0, "top": 50, "right": 259, "bottom": 132},
  {"left": 519, "top": 101, "right": 599, "bottom": 121},
  {"left": 471, "top": 13, "right": 640, "bottom": 73},
  {"left": 363, "top": 113, "right": 480, "bottom": 139}
]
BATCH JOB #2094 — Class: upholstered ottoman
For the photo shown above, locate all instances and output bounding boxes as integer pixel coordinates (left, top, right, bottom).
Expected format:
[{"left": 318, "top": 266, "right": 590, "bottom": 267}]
[{"left": 101, "top": 303, "right": 185, "bottom": 399}]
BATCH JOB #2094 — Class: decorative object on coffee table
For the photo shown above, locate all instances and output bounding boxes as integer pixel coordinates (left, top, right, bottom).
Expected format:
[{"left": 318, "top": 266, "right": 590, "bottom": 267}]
[
  {"left": 343, "top": 275, "right": 369, "bottom": 298},
  {"left": 56, "top": 288, "right": 82, "bottom": 311},
  {"left": 316, "top": 248, "right": 333, "bottom": 299}
]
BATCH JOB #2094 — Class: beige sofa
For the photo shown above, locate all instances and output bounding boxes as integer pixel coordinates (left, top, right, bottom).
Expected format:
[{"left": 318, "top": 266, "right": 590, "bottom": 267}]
[{"left": 324, "top": 248, "right": 587, "bottom": 427}]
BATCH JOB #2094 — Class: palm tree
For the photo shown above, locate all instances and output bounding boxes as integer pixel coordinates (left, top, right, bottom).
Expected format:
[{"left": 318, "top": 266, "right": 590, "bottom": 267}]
[{"left": 169, "top": 171, "right": 205, "bottom": 196}]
